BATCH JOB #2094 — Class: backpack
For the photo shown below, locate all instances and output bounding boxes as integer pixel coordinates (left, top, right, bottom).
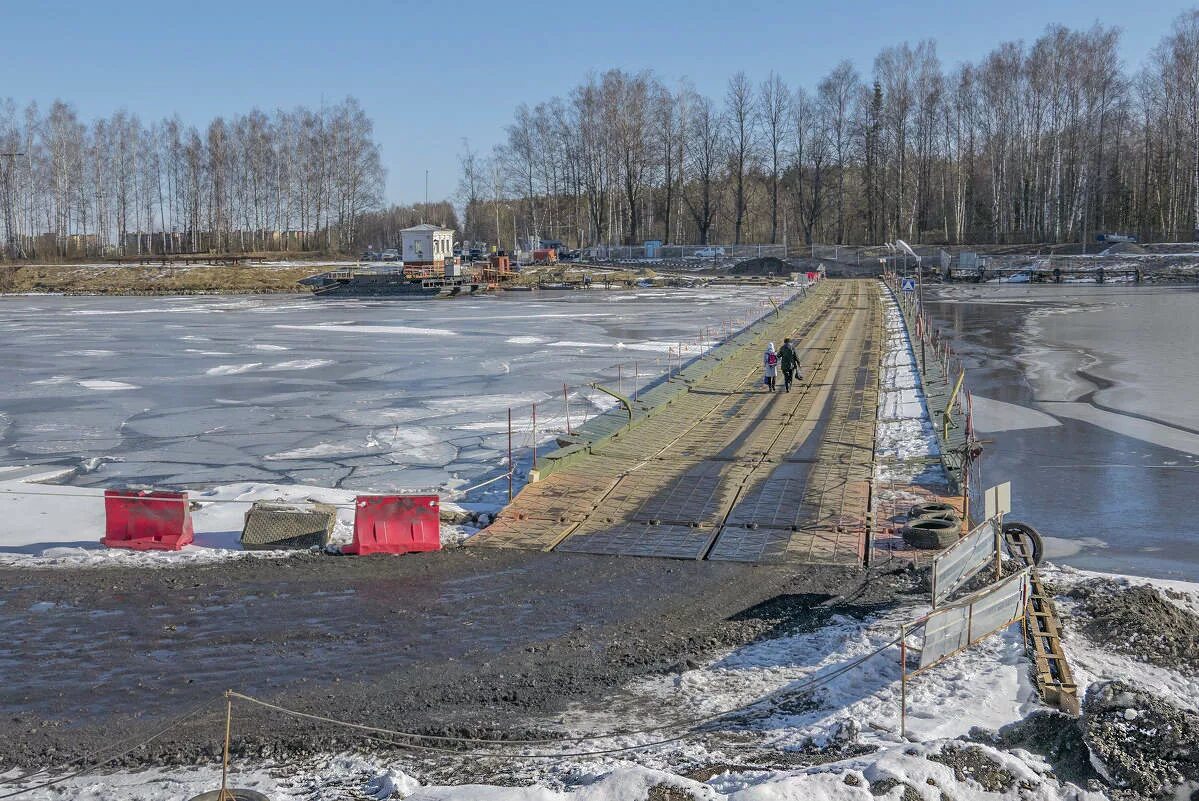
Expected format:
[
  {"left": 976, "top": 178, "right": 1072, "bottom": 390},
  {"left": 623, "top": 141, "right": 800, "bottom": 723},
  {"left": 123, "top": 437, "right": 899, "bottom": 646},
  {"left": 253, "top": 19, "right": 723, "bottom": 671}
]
[{"left": 766, "top": 352, "right": 778, "bottom": 366}]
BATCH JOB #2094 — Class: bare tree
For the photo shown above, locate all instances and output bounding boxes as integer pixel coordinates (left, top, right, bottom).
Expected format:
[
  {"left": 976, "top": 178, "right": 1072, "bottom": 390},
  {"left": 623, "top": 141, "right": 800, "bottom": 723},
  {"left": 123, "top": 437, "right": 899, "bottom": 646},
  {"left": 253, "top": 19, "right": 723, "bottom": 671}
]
[
  {"left": 457, "top": 139, "right": 486, "bottom": 244},
  {"left": 724, "top": 72, "right": 756, "bottom": 244},
  {"left": 758, "top": 72, "right": 791, "bottom": 244},
  {"left": 819, "top": 61, "right": 860, "bottom": 244},
  {"left": 683, "top": 93, "right": 725, "bottom": 245}
]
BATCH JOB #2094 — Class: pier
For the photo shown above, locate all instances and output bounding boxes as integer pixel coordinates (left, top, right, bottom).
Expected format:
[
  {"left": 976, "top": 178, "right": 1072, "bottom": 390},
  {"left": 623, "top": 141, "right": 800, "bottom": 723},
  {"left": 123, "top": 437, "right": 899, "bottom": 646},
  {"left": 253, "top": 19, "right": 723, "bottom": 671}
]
[{"left": 470, "top": 280, "right": 887, "bottom": 563}]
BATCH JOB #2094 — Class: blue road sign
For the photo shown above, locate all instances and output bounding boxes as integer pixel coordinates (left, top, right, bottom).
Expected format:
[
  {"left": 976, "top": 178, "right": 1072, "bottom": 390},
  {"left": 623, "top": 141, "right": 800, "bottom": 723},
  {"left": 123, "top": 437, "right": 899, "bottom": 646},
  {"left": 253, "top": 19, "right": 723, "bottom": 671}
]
[{"left": 901, "top": 278, "right": 916, "bottom": 292}]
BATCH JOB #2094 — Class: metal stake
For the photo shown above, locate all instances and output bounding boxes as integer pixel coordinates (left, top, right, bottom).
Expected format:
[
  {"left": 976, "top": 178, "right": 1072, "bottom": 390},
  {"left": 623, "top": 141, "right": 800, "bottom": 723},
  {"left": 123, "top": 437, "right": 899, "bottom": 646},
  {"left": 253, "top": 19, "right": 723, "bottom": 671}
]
[
  {"left": 507, "top": 407, "right": 513, "bottom": 501},
  {"left": 563, "top": 384, "right": 571, "bottom": 435},
  {"left": 531, "top": 403, "right": 537, "bottom": 469},
  {"left": 899, "top": 626, "right": 908, "bottom": 739}
]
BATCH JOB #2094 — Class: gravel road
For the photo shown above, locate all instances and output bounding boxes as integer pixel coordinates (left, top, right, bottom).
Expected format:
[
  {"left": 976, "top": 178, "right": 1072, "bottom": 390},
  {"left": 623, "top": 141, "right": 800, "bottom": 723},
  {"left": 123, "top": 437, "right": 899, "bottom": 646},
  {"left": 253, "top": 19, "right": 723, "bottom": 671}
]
[{"left": 0, "top": 548, "right": 912, "bottom": 770}]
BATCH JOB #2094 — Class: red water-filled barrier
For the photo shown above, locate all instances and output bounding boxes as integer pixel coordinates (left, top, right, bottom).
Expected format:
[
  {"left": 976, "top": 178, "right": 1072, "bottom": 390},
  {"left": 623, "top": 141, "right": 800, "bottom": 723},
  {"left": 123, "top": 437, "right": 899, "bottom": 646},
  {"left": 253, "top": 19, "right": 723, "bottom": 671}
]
[
  {"left": 101, "top": 489, "right": 194, "bottom": 551},
  {"left": 344, "top": 494, "right": 441, "bottom": 555},
  {"left": 806, "top": 271, "right": 820, "bottom": 282}
]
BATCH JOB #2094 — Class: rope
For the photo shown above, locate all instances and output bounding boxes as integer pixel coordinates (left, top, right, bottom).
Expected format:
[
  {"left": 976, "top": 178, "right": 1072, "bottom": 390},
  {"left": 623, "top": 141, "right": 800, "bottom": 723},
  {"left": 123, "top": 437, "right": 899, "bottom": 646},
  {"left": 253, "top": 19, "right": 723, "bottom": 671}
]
[
  {"left": 0, "top": 698, "right": 215, "bottom": 798},
  {"left": 449, "top": 469, "right": 515, "bottom": 497},
  {"left": 0, "top": 487, "right": 362, "bottom": 509},
  {"left": 226, "top": 630, "right": 902, "bottom": 755}
]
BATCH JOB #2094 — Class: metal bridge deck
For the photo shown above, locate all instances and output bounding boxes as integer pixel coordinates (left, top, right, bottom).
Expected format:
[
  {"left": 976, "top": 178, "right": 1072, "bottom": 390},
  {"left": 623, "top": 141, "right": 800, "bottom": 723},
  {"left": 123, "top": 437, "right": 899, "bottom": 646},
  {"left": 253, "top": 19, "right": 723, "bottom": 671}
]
[{"left": 469, "top": 280, "right": 885, "bottom": 564}]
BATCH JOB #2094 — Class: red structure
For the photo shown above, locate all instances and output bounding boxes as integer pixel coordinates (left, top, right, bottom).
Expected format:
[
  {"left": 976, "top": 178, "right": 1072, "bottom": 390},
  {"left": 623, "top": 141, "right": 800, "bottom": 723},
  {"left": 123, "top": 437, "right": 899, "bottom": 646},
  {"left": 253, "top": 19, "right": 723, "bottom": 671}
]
[
  {"left": 101, "top": 489, "right": 194, "bottom": 551},
  {"left": 344, "top": 494, "right": 441, "bottom": 555}
]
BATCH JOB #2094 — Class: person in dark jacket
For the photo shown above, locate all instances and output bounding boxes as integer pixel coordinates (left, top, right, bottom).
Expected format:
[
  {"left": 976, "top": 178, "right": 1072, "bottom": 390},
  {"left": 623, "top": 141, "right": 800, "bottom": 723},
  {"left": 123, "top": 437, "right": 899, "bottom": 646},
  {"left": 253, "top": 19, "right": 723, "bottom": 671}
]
[{"left": 779, "top": 337, "right": 802, "bottom": 392}]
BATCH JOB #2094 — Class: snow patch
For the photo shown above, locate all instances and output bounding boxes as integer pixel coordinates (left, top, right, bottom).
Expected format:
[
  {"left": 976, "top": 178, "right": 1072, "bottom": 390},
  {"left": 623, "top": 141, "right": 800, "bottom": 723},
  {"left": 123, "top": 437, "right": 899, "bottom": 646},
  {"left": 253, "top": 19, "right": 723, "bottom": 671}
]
[
  {"left": 205, "top": 363, "right": 263, "bottom": 376},
  {"left": 275, "top": 323, "right": 457, "bottom": 337},
  {"left": 76, "top": 379, "right": 139, "bottom": 391}
]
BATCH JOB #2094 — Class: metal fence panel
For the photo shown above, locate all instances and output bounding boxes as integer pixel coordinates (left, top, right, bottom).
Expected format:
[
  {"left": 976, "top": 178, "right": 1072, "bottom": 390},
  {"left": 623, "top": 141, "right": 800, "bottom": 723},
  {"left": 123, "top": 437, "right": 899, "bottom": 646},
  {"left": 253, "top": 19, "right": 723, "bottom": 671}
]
[
  {"left": 918, "top": 570, "right": 1029, "bottom": 670},
  {"left": 968, "top": 570, "right": 1028, "bottom": 639},
  {"left": 919, "top": 603, "right": 971, "bottom": 668},
  {"left": 932, "top": 518, "right": 999, "bottom": 606}
]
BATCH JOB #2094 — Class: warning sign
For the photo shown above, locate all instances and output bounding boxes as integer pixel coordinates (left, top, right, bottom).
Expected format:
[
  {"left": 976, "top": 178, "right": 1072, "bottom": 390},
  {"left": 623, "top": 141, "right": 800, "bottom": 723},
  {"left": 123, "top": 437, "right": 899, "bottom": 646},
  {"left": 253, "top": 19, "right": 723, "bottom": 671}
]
[{"left": 901, "top": 278, "right": 916, "bottom": 292}]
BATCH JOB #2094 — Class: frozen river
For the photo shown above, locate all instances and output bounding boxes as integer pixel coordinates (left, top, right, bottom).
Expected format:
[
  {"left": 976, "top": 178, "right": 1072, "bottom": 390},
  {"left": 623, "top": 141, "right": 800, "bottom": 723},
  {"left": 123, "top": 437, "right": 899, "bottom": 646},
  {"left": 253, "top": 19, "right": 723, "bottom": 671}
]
[
  {"left": 928, "top": 284, "right": 1199, "bottom": 581},
  {"left": 0, "top": 287, "right": 792, "bottom": 500}
]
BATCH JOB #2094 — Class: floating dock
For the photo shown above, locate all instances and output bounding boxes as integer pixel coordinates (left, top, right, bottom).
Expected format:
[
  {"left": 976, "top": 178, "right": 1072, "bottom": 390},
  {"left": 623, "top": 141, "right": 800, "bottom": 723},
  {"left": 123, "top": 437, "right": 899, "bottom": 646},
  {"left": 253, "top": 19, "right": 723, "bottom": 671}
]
[{"left": 470, "top": 280, "right": 885, "bottom": 564}]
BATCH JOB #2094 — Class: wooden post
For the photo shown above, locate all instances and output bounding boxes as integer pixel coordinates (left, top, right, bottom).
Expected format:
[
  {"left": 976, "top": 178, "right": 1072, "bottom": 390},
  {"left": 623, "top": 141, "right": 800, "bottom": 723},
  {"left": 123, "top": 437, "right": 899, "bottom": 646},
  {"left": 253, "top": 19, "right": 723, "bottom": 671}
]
[
  {"left": 220, "top": 691, "right": 233, "bottom": 801},
  {"left": 507, "top": 407, "right": 513, "bottom": 501}
]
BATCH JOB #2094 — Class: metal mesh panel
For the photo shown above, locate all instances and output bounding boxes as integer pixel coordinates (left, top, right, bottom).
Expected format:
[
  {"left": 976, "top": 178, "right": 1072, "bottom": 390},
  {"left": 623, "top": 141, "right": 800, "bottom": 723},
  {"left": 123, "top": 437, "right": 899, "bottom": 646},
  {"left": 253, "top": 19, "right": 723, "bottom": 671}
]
[{"left": 240, "top": 502, "right": 336, "bottom": 550}]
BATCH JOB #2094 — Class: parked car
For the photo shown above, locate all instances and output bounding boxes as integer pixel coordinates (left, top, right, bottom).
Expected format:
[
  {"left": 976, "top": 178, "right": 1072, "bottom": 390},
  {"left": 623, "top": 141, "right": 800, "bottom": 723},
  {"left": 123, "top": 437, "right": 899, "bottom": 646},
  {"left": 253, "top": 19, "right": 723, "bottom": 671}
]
[
  {"left": 360, "top": 250, "right": 381, "bottom": 261},
  {"left": 381, "top": 249, "right": 400, "bottom": 262},
  {"left": 692, "top": 247, "right": 726, "bottom": 259}
]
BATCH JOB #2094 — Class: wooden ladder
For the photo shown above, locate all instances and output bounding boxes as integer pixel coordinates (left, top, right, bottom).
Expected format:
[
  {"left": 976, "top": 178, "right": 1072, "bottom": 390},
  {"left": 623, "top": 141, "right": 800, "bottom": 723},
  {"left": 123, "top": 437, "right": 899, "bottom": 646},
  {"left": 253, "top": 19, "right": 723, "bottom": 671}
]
[{"left": 1004, "top": 528, "right": 1080, "bottom": 715}]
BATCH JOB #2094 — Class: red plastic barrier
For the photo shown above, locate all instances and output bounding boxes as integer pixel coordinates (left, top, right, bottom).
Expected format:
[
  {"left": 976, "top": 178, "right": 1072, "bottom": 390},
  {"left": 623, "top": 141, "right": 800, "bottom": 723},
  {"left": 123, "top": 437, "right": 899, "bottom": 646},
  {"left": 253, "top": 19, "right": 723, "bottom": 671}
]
[
  {"left": 344, "top": 494, "right": 441, "bottom": 555},
  {"left": 806, "top": 271, "right": 819, "bottom": 281},
  {"left": 101, "top": 489, "right": 194, "bottom": 551}
]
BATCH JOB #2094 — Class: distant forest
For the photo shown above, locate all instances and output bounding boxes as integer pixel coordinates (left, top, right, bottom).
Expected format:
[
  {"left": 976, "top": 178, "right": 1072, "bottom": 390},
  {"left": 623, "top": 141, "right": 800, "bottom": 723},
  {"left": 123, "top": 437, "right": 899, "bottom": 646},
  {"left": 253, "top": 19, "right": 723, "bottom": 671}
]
[
  {"left": 9, "top": 11, "right": 1199, "bottom": 260},
  {"left": 463, "top": 9, "right": 1199, "bottom": 250},
  {"left": 0, "top": 97, "right": 405, "bottom": 259}
]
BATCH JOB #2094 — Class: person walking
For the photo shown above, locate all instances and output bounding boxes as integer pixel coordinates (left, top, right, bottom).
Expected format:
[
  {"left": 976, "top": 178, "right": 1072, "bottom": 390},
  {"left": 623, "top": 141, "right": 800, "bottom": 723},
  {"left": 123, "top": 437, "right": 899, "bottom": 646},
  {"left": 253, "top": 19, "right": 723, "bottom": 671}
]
[
  {"left": 763, "top": 342, "right": 779, "bottom": 392},
  {"left": 779, "top": 337, "right": 802, "bottom": 392}
]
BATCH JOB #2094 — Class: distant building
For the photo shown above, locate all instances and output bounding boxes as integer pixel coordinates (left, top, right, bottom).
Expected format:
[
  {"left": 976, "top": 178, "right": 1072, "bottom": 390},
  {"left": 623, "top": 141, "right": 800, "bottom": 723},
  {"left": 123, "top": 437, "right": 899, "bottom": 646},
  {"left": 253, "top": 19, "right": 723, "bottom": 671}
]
[{"left": 401, "top": 223, "right": 455, "bottom": 267}]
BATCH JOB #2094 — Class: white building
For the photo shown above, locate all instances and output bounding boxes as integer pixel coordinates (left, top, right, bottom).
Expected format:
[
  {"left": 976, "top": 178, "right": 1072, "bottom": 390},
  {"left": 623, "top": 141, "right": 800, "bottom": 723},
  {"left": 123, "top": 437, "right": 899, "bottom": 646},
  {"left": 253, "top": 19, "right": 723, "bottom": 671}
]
[{"left": 401, "top": 223, "right": 455, "bottom": 266}]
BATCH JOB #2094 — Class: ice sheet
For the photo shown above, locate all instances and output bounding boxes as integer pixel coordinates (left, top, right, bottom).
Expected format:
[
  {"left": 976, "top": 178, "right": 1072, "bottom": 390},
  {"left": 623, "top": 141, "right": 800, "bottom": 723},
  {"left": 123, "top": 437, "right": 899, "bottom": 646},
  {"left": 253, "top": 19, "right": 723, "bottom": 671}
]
[{"left": 0, "top": 289, "right": 791, "bottom": 496}]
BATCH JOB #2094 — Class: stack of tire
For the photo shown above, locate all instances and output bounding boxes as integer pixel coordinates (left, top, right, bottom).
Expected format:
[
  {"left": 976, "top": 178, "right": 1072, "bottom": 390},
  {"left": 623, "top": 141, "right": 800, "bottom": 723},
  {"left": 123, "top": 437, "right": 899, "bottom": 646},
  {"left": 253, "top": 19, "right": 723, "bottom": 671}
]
[{"left": 902, "top": 502, "right": 962, "bottom": 549}]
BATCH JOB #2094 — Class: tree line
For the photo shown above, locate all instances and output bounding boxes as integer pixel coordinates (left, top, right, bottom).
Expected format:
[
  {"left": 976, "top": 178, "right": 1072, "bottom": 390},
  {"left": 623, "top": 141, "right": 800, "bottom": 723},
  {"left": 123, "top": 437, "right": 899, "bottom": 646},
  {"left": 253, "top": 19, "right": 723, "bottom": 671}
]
[
  {"left": 0, "top": 97, "right": 386, "bottom": 259},
  {"left": 463, "top": 10, "right": 1199, "bottom": 249}
]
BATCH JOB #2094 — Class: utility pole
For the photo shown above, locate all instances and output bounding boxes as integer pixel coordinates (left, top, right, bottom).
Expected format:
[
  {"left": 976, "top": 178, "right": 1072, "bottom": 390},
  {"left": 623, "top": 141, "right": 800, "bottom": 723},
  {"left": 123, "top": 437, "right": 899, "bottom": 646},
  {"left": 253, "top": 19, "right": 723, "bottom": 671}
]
[
  {"left": 423, "top": 170, "right": 428, "bottom": 223},
  {"left": 0, "top": 152, "right": 25, "bottom": 258}
]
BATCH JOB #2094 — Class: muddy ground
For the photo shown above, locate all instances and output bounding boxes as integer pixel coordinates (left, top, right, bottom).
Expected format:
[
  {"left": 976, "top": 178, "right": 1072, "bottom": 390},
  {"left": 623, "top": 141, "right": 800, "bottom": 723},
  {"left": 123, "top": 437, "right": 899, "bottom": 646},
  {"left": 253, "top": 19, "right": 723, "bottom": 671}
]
[{"left": 0, "top": 548, "right": 916, "bottom": 771}]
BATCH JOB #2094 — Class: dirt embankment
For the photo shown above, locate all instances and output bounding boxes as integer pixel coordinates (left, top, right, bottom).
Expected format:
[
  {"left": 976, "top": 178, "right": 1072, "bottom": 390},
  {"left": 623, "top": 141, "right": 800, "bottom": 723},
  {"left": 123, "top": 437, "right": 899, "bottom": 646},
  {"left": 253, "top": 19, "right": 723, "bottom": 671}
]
[
  {"left": 0, "top": 263, "right": 319, "bottom": 295},
  {"left": 0, "top": 549, "right": 914, "bottom": 771},
  {"left": 1063, "top": 580, "right": 1199, "bottom": 672}
]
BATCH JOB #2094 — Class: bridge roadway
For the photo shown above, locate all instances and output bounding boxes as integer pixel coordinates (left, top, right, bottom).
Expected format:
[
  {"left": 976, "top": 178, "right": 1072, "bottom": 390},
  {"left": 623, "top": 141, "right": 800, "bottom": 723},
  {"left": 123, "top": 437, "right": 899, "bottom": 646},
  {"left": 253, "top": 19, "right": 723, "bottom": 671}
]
[{"left": 469, "top": 279, "right": 884, "bottom": 564}]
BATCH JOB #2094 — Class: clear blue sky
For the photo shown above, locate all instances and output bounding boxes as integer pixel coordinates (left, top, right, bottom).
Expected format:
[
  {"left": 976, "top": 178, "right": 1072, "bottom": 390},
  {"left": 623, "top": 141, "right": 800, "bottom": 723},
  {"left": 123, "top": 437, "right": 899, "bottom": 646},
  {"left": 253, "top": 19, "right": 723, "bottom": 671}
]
[{"left": 2, "top": 0, "right": 1192, "bottom": 204}]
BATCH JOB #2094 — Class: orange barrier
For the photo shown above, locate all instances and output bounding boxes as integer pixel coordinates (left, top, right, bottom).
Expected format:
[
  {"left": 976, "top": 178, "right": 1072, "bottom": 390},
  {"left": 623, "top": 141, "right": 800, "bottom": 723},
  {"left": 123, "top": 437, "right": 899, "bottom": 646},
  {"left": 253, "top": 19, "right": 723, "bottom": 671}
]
[
  {"left": 343, "top": 494, "right": 441, "bottom": 555},
  {"left": 101, "top": 489, "right": 194, "bottom": 551}
]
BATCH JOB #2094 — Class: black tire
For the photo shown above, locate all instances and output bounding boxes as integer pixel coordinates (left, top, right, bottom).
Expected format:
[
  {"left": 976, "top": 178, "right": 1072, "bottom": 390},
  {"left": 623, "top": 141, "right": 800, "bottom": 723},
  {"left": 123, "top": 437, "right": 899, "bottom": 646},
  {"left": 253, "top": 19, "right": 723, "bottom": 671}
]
[
  {"left": 1002, "top": 521, "right": 1044, "bottom": 566},
  {"left": 902, "top": 517, "right": 962, "bottom": 549},
  {"left": 908, "top": 502, "right": 957, "bottom": 521},
  {"left": 908, "top": 509, "right": 959, "bottom": 523}
]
